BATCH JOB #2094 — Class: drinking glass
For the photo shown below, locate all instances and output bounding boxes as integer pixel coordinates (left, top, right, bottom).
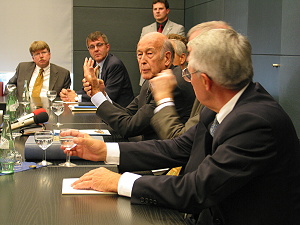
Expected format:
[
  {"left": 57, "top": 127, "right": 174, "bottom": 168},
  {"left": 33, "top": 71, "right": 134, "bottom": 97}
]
[
  {"left": 59, "top": 129, "right": 78, "bottom": 167},
  {"left": 12, "top": 130, "right": 23, "bottom": 166},
  {"left": 51, "top": 102, "right": 64, "bottom": 127},
  {"left": 34, "top": 130, "right": 54, "bottom": 166},
  {"left": 47, "top": 90, "right": 57, "bottom": 106}
]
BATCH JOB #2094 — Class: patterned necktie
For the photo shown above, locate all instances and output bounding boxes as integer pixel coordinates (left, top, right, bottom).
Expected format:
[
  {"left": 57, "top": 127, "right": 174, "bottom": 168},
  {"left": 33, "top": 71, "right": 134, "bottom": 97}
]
[
  {"left": 210, "top": 117, "right": 219, "bottom": 137},
  {"left": 158, "top": 24, "right": 163, "bottom": 33},
  {"left": 95, "top": 65, "right": 100, "bottom": 79},
  {"left": 32, "top": 68, "right": 44, "bottom": 97}
]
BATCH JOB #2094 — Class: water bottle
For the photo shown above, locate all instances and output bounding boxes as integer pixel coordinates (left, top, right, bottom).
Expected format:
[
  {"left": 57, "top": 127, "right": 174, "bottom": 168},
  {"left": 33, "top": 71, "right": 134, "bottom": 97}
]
[
  {"left": 6, "top": 84, "right": 19, "bottom": 121},
  {"left": 20, "top": 80, "right": 31, "bottom": 115},
  {"left": 0, "top": 114, "right": 16, "bottom": 174}
]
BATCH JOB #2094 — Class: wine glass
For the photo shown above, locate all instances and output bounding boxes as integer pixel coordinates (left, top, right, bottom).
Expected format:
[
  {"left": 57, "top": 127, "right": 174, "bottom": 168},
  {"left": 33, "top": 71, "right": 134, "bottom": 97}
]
[
  {"left": 51, "top": 102, "right": 64, "bottom": 127},
  {"left": 34, "top": 130, "right": 54, "bottom": 166},
  {"left": 47, "top": 90, "right": 57, "bottom": 106},
  {"left": 59, "top": 129, "right": 78, "bottom": 167},
  {"left": 12, "top": 130, "right": 23, "bottom": 166}
]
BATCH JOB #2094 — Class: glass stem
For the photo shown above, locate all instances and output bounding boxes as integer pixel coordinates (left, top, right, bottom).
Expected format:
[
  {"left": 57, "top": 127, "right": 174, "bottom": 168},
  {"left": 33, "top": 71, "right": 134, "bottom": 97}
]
[
  {"left": 66, "top": 151, "right": 71, "bottom": 163},
  {"left": 43, "top": 150, "right": 47, "bottom": 162}
]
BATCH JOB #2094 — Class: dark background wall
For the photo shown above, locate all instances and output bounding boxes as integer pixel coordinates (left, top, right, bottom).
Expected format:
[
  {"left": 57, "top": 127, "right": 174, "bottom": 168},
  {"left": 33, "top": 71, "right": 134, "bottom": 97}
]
[
  {"left": 185, "top": 0, "right": 300, "bottom": 138},
  {"left": 74, "top": 0, "right": 299, "bottom": 137}
]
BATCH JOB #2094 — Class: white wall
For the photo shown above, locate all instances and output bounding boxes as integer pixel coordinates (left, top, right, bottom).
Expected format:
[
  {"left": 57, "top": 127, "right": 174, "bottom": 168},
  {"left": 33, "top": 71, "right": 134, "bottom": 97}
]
[{"left": 0, "top": 0, "right": 73, "bottom": 80}]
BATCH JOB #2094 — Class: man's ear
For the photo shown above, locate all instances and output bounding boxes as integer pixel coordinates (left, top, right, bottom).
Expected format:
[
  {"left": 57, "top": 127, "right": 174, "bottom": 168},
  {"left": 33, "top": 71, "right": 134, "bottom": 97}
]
[
  {"left": 201, "top": 73, "right": 213, "bottom": 91},
  {"left": 180, "top": 53, "right": 186, "bottom": 65},
  {"left": 164, "top": 51, "right": 172, "bottom": 67}
]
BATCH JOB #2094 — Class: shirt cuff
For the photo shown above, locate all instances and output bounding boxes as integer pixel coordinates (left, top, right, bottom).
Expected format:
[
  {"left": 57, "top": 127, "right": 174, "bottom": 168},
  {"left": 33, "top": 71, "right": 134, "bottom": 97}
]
[
  {"left": 91, "top": 92, "right": 112, "bottom": 107},
  {"left": 118, "top": 172, "right": 141, "bottom": 197},
  {"left": 105, "top": 142, "right": 120, "bottom": 165},
  {"left": 154, "top": 101, "right": 175, "bottom": 114}
]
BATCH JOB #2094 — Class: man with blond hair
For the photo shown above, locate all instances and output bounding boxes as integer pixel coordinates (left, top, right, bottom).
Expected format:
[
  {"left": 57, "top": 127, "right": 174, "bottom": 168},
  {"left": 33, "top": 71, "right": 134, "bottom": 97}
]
[{"left": 7, "top": 40, "right": 71, "bottom": 99}]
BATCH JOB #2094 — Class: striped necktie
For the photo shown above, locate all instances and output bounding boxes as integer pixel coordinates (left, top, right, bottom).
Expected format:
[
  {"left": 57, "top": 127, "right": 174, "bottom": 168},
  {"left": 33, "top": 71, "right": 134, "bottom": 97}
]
[
  {"left": 32, "top": 68, "right": 44, "bottom": 97},
  {"left": 210, "top": 117, "right": 219, "bottom": 137}
]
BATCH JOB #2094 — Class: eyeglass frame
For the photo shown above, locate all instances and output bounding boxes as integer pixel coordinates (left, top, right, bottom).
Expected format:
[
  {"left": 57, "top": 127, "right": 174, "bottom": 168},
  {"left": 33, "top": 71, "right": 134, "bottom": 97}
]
[
  {"left": 182, "top": 67, "right": 212, "bottom": 82},
  {"left": 87, "top": 42, "right": 107, "bottom": 50}
]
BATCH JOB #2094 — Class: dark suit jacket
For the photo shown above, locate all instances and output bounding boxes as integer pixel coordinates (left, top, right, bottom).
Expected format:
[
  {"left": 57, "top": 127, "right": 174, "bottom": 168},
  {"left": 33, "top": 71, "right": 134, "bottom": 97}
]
[
  {"left": 118, "top": 82, "right": 300, "bottom": 225},
  {"left": 78, "top": 53, "right": 134, "bottom": 107},
  {"left": 7, "top": 61, "right": 71, "bottom": 99},
  {"left": 96, "top": 65, "right": 195, "bottom": 140}
]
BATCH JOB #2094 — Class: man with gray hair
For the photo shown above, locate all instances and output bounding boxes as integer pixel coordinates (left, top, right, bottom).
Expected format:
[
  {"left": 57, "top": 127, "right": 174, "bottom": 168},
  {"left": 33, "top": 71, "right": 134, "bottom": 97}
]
[
  {"left": 61, "top": 28, "right": 300, "bottom": 225},
  {"left": 150, "top": 21, "right": 232, "bottom": 139},
  {"left": 82, "top": 32, "right": 195, "bottom": 140}
]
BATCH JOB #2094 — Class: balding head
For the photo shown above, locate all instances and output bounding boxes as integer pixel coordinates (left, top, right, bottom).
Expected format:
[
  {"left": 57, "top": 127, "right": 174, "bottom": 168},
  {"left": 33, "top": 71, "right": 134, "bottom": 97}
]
[{"left": 137, "top": 32, "right": 174, "bottom": 80}]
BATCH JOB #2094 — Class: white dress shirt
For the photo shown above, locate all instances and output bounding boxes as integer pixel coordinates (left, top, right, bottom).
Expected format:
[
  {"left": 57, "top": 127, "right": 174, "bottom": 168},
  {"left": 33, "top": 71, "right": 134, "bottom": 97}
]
[{"left": 28, "top": 64, "right": 50, "bottom": 97}]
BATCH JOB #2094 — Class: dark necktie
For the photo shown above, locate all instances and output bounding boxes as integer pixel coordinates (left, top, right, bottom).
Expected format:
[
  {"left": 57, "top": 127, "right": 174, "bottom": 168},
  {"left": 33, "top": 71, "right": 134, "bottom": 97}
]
[
  {"left": 158, "top": 24, "right": 163, "bottom": 33},
  {"left": 32, "top": 68, "right": 44, "bottom": 97},
  {"left": 210, "top": 117, "right": 219, "bottom": 137}
]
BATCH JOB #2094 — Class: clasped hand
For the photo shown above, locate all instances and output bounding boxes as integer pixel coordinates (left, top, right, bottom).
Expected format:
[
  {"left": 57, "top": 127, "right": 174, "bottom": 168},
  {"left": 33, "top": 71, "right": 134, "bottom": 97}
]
[{"left": 83, "top": 57, "right": 106, "bottom": 97}]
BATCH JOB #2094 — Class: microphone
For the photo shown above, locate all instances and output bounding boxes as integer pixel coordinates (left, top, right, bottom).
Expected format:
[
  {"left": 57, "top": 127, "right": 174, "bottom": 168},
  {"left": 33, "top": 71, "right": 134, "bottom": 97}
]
[
  {"left": 11, "top": 112, "right": 49, "bottom": 130},
  {"left": 13, "top": 108, "right": 47, "bottom": 123}
]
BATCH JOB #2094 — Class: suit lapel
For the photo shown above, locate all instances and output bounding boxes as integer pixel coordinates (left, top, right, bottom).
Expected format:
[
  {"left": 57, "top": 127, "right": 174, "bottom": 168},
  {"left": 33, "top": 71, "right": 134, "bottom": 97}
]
[
  {"left": 49, "top": 64, "right": 58, "bottom": 90},
  {"left": 162, "top": 20, "right": 173, "bottom": 35}
]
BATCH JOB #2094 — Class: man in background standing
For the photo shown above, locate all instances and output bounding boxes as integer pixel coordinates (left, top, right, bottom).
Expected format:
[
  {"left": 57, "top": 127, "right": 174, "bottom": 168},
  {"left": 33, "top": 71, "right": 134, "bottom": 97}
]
[{"left": 140, "top": 0, "right": 185, "bottom": 38}]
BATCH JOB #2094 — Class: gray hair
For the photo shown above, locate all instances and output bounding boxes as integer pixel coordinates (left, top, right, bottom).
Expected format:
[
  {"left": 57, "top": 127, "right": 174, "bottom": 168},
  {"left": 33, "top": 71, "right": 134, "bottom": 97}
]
[
  {"left": 188, "top": 29, "right": 253, "bottom": 90},
  {"left": 187, "top": 21, "right": 233, "bottom": 39},
  {"left": 170, "top": 39, "right": 187, "bottom": 66},
  {"left": 161, "top": 39, "right": 174, "bottom": 64}
]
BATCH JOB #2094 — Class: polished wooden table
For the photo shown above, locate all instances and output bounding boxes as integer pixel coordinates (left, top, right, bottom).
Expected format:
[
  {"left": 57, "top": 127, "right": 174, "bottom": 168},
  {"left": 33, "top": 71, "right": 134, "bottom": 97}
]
[
  {"left": 0, "top": 166, "right": 186, "bottom": 225},
  {"left": 1, "top": 97, "right": 187, "bottom": 224}
]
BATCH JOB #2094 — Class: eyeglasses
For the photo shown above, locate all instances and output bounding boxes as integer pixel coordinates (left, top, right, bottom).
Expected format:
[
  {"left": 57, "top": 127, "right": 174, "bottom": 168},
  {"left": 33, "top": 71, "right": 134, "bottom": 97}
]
[
  {"left": 33, "top": 51, "right": 49, "bottom": 57},
  {"left": 182, "top": 68, "right": 211, "bottom": 82},
  {"left": 87, "top": 42, "right": 106, "bottom": 50},
  {"left": 182, "top": 68, "right": 200, "bottom": 82}
]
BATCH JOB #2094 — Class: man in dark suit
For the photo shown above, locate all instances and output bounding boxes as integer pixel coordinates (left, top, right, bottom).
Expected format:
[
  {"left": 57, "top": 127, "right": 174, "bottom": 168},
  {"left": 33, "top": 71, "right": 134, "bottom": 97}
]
[
  {"left": 61, "top": 29, "right": 300, "bottom": 225},
  {"left": 7, "top": 40, "right": 71, "bottom": 99},
  {"left": 60, "top": 31, "right": 134, "bottom": 107},
  {"left": 82, "top": 32, "right": 195, "bottom": 140}
]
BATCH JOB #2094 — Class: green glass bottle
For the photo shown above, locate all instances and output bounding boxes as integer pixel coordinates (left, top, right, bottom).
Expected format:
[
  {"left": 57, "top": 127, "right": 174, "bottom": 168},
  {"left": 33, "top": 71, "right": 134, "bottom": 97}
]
[
  {"left": 6, "top": 84, "right": 19, "bottom": 121},
  {"left": 0, "top": 115, "right": 16, "bottom": 174}
]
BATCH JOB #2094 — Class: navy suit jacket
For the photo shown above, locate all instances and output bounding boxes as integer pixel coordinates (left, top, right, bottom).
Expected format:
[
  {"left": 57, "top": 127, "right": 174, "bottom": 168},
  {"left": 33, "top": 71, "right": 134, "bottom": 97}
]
[
  {"left": 7, "top": 61, "right": 71, "bottom": 99},
  {"left": 118, "top": 82, "right": 300, "bottom": 225},
  {"left": 79, "top": 53, "right": 134, "bottom": 107}
]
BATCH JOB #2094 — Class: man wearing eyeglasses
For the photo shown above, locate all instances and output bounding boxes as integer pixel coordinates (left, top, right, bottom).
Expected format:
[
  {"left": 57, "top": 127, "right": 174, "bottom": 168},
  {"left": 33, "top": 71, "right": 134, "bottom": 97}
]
[
  {"left": 6, "top": 40, "right": 71, "bottom": 99},
  {"left": 60, "top": 31, "right": 134, "bottom": 107},
  {"left": 150, "top": 21, "right": 232, "bottom": 139},
  {"left": 61, "top": 28, "right": 300, "bottom": 225}
]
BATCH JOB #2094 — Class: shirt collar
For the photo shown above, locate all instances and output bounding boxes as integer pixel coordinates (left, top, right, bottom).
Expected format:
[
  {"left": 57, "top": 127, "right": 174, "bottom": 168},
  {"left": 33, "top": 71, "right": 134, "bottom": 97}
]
[
  {"left": 216, "top": 83, "right": 249, "bottom": 124},
  {"left": 156, "top": 19, "right": 168, "bottom": 28},
  {"left": 36, "top": 63, "right": 50, "bottom": 72}
]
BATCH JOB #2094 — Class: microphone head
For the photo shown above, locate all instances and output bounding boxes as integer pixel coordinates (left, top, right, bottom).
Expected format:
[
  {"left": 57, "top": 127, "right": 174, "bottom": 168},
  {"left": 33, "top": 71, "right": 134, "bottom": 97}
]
[
  {"left": 33, "top": 112, "right": 49, "bottom": 124},
  {"left": 33, "top": 108, "right": 46, "bottom": 115}
]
